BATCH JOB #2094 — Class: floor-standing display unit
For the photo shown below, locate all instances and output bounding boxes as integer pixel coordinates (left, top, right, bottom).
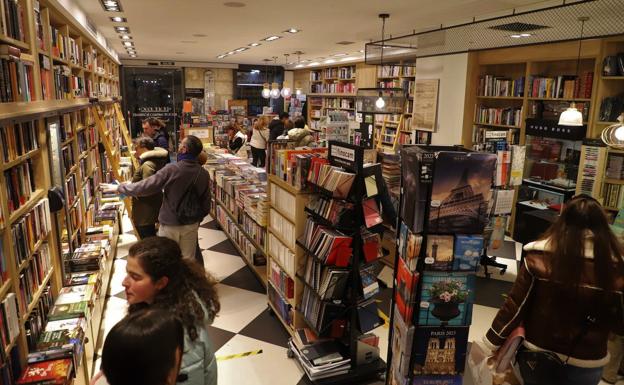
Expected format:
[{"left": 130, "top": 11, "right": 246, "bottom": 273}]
[{"left": 386, "top": 145, "right": 497, "bottom": 385}]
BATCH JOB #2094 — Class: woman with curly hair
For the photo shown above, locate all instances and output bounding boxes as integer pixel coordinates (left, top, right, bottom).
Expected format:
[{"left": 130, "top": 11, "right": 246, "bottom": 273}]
[{"left": 122, "top": 236, "right": 220, "bottom": 385}]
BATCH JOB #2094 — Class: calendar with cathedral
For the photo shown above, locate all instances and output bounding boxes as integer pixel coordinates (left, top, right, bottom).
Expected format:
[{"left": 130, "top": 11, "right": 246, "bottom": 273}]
[{"left": 411, "top": 326, "right": 469, "bottom": 378}]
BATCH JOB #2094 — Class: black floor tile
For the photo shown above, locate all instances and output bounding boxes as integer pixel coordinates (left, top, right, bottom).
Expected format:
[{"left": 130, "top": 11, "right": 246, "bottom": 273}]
[
  {"left": 377, "top": 286, "right": 393, "bottom": 316},
  {"left": 208, "top": 239, "right": 240, "bottom": 256},
  {"left": 474, "top": 276, "right": 513, "bottom": 308},
  {"left": 200, "top": 220, "right": 220, "bottom": 230},
  {"left": 206, "top": 325, "right": 236, "bottom": 352},
  {"left": 219, "top": 266, "right": 266, "bottom": 295},
  {"left": 238, "top": 308, "right": 291, "bottom": 349}
]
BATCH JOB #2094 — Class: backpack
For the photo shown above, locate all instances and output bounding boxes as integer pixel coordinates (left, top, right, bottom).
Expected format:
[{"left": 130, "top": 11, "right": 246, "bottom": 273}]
[{"left": 176, "top": 168, "right": 209, "bottom": 225}]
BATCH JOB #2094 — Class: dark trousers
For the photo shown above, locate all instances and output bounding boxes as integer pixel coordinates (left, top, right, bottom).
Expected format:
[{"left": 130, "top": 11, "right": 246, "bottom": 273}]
[
  {"left": 135, "top": 224, "right": 157, "bottom": 240},
  {"left": 250, "top": 146, "right": 266, "bottom": 168}
]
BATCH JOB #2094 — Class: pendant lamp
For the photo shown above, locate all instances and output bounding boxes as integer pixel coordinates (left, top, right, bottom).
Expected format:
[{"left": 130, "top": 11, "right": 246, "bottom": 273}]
[
  {"left": 558, "top": 16, "right": 588, "bottom": 127},
  {"left": 601, "top": 114, "right": 624, "bottom": 148},
  {"left": 269, "top": 56, "right": 281, "bottom": 99},
  {"left": 281, "top": 54, "right": 292, "bottom": 97},
  {"left": 376, "top": 14, "right": 389, "bottom": 109},
  {"left": 261, "top": 59, "right": 271, "bottom": 99}
]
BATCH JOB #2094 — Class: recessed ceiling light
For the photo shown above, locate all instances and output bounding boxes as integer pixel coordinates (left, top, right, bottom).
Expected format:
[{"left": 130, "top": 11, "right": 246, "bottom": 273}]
[
  {"left": 120, "top": 35, "right": 132, "bottom": 40},
  {"left": 103, "top": 0, "right": 117, "bottom": 6},
  {"left": 115, "top": 26, "right": 129, "bottom": 32},
  {"left": 223, "top": 1, "right": 246, "bottom": 7},
  {"left": 333, "top": 53, "right": 348, "bottom": 57},
  {"left": 359, "top": 49, "right": 365, "bottom": 53},
  {"left": 510, "top": 34, "right": 522, "bottom": 38},
  {"left": 123, "top": 41, "right": 134, "bottom": 47},
  {"left": 295, "top": 64, "right": 304, "bottom": 68},
  {"left": 106, "top": 6, "right": 119, "bottom": 12},
  {"left": 284, "top": 28, "right": 300, "bottom": 34},
  {"left": 100, "top": 0, "right": 123, "bottom": 11},
  {"left": 262, "top": 36, "right": 281, "bottom": 42},
  {"left": 227, "top": 51, "right": 235, "bottom": 55},
  {"left": 192, "top": 33, "right": 207, "bottom": 37},
  {"left": 520, "top": 33, "right": 532, "bottom": 37},
  {"left": 110, "top": 16, "right": 126, "bottom": 22},
  {"left": 308, "top": 62, "right": 319, "bottom": 66},
  {"left": 235, "top": 47, "right": 248, "bottom": 52},
  {"left": 324, "top": 59, "right": 336, "bottom": 64},
  {"left": 340, "top": 57, "right": 353, "bottom": 62},
  {"left": 217, "top": 54, "right": 227, "bottom": 59},
  {"left": 249, "top": 42, "right": 261, "bottom": 47}
]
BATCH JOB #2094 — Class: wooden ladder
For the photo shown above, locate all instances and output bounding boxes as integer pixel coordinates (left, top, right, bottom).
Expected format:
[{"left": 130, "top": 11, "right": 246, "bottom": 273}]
[
  {"left": 376, "top": 114, "right": 404, "bottom": 153},
  {"left": 114, "top": 102, "right": 139, "bottom": 171},
  {"left": 91, "top": 102, "right": 137, "bottom": 235}
]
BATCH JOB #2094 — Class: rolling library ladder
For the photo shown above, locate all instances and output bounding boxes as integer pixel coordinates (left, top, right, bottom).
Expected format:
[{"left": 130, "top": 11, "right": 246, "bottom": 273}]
[
  {"left": 90, "top": 100, "right": 137, "bottom": 235},
  {"left": 376, "top": 114, "right": 407, "bottom": 153}
]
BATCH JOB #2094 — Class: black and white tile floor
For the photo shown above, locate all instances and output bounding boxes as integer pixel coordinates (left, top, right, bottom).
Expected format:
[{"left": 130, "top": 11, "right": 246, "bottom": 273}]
[{"left": 94, "top": 214, "right": 619, "bottom": 385}]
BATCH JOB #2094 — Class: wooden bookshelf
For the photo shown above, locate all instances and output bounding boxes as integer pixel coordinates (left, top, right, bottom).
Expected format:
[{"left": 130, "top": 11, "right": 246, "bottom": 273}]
[
  {"left": 0, "top": 1, "right": 121, "bottom": 379},
  {"left": 266, "top": 174, "right": 314, "bottom": 336}
]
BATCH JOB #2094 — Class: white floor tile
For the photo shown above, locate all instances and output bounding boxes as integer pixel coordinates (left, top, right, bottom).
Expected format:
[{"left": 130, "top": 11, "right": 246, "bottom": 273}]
[
  {"left": 468, "top": 304, "right": 499, "bottom": 344},
  {"left": 108, "top": 259, "right": 128, "bottom": 295},
  {"left": 198, "top": 227, "right": 228, "bottom": 249},
  {"left": 202, "top": 250, "right": 247, "bottom": 281},
  {"left": 98, "top": 296, "right": 128, "bottom": 347},
  {"left": 201, "top": 215, "right": 214, "bottom": 226},
  {"left": 370, "top": 323, "right": 389, "bottom": 362},
  {"left": 211, "top": 284, "right": 267, "bottom": 333},
  {"left": 215, "top": 334, "right": 304, "bottom": 385}
]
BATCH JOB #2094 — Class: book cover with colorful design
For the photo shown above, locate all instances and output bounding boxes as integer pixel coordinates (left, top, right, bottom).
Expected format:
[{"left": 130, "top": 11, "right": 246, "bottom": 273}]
[
  {"left": 418, "top": 272, "right": 475, "bottom": 327},
  {"left": 452, "top": 235, "right": 484, "bottom": 271},
  {"left": 412, "top": 327, "right": 469, "bottom": 376}
]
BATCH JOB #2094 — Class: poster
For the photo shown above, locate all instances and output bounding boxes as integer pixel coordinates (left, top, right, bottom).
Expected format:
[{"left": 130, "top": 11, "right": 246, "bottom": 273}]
[{"left": 412, "top": 79, "right": 440, "bottom": 132}]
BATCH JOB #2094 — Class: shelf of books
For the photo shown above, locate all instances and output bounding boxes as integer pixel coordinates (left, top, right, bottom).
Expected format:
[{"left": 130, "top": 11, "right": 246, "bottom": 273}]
[
  {"left": 387, "top": 146, "right": 497, "bottom": 385},
  {"left": 0, "top": 97, "right": 124, "bottom": 384},
  {"left": 204, "top": 151, "right": 269, "bottom": 287},
  {"left": 0, "top": 0, "right": 120, "bottom": 117}
]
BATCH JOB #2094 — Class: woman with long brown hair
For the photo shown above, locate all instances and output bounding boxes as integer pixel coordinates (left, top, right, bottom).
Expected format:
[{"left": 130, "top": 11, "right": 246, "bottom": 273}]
[
  {"left": 249, "top": 115, "right": 270, "bottom": 167},
  {"left": 484, "top": 194, "right": 624, "bottom": 385},
  {"left": 122, "top": 236, "right": 220, "bottom": 385}
]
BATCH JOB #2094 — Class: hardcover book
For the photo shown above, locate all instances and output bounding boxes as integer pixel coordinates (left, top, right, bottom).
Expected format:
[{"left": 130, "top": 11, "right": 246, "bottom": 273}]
[
  {"left": 16, "top": 359, "right": 73, "bottom": 384},
  {"left": 428, "top": 151, "right": 496, "bottom": 234},
  {"left": 452, "top": 235, "right": 484, "bottom": 271},
  {"left": 418, "top": 272, "right": 475, "bottom": 327},
  {"left": 425, "top": 235, "right": 454, "bottom": 271},
  {"left": 412, "top": 327, "right": 469, "bottom": 376},
  {"left": 48, "top": 301, "right": 88, "bottom": 321}
]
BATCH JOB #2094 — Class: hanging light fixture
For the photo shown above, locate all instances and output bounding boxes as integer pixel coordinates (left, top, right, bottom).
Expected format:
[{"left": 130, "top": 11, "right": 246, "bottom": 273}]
[
  {"left": 376, "top": 14, "right": 389, "bottom": 110},
  {"left": 295, "top": 51, "right": 303, "bottom": 95},
  {"left": 558, "top": 16, "right": 588, "bottom": 127},
  {"left": 281, "top": 54, "right": 292, "bottom": 98},
  {"left": 261, "top": 59, "right": 271, "bottom": 99},
  {"left": 270, "top": 56, "right": 281, "bottom": 99},
  {"left": 601, "top": 114, "right": 624, "bottom": 148}
]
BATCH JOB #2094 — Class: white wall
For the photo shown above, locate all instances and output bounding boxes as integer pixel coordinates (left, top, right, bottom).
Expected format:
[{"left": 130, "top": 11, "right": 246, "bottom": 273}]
[{"left": 415, "top": 53, "right": 469, "bottom": 146}]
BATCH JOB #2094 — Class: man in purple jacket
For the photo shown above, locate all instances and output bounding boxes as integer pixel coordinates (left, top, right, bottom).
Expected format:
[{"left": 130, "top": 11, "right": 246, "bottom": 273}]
[{"left": 103, "top": 135, "right": 210, "bottom": 260}]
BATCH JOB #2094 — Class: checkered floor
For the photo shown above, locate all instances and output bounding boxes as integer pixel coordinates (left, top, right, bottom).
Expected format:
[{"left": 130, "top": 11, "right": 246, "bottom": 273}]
[{"left": 93, "top": 214, "right": 621, "bottom": 385}]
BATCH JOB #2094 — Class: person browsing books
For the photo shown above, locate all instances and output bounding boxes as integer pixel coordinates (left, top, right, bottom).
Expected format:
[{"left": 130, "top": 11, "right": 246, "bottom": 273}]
[
  {"left": 226, "top": 124, "right": 247, "bottom": 156},
  {"left": 130, "top": 137, "right": 168, "bottom": 240},
  {"left": 101, "top": 135, "right": 210, "bottom": 260},
  {"left": 484, "top": 195, "right": 624, "bottom": 385},
  {"left": 249, "top": 116, "right": 270, "bottom": 167},
  {"left": 122, "top": 237, "right": 220, "bottom": 385},
  {"left": 269, "top": 112, "right": 291, "bottom": 141},
  {"left": 142, "top": 118, "right": 171, "bottom": 162},
  {"left": 90, "top": 308, "right": 184, "bottom": 385}
]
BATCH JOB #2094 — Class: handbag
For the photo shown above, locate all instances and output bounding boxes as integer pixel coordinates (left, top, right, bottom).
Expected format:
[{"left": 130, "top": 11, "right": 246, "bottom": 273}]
[
  {"left": 468, "top": 341, "right": 521, "bottom": 385},
  {"left": 515, "top": 314, "right": 596, "bottom": 384}
]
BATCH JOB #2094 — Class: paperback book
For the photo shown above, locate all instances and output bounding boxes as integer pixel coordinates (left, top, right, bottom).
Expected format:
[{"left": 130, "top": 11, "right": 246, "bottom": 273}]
[
  {"left": 395, "top": 257, "right": 420, "bottom": 325},
  {"left": 452, "top": 235, "right": 484, "bottom": 271}
]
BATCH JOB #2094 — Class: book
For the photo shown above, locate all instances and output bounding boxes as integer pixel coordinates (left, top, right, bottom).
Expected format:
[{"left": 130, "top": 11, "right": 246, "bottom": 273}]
[
  {"left": 363, "top": 198, "right": 383, "bottom": 228},
  {"left": 412, "top": 327, "right": 469, "bottom": 375},
  {"left": 425, "top": 235, "right": 454, "bottom": 271},
  {"left": 452, "top": 235, "right": 484, "bottom": 271},
  {"left": 357, "top": 298, "right": 382, "bottom": 333},
  {"left": 17, "top": 358, "right": 73, "bottom": 384},
  {"left": 418, "top": 272, "right": 475, "bottom": 327},
  {"left": 395, "top": 257, "right": 420, "bottom": 325},
  {"left": 405, "top": 229, "right": 423, "bottom": 273},
  {"left": 48, "top": 301, "right": 88, "bottom": 321},
  {"left": 359, "top": 262, "right": 379, "bottom": 299}
]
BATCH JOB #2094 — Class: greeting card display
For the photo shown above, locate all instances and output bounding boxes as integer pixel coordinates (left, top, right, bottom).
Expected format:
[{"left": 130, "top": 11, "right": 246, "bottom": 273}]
[
  {"left": 418, "top": 272, "right": 475, "bottom": 327},
  {"left": 428, "top": 152, "right": 496, "bottom": 234},
  {"left": 390, "top": 304, "right": 415, "bottom": 384},
  {"left": 425, "top": 235, "right": 454, "bottom": 271},
  {"left": 412, "top": 327, "right": 469, "bottom": 376},
  {"left": 401, "top": 146, "right": 435, "bottom": 233},
  {"left": 452, "top": 235, "right": 484, "bottom": 271}
]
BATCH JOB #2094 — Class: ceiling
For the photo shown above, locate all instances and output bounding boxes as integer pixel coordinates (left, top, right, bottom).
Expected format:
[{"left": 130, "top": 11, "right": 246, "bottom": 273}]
[{"left": 74, "top": 0, "right": 557, "bottom": 66}]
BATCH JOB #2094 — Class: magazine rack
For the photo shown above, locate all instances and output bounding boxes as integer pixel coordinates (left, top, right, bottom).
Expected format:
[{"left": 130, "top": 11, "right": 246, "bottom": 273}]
[{"left": 288, "top": 141, "right": 388, "bottom": 384}]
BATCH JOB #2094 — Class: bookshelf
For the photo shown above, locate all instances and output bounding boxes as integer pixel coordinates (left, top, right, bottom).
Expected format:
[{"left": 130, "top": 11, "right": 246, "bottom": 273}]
[{"left": 0, "top": 0, "right": 121, "bottom": 381}]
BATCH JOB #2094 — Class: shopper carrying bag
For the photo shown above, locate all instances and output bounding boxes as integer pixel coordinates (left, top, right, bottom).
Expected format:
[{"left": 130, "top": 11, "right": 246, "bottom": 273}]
[
  {"left": 483, "top": 194, "right": 624, "bottom": 385},
  {"left": 249, "top": 116, "right": 270, "bottom": 167}
]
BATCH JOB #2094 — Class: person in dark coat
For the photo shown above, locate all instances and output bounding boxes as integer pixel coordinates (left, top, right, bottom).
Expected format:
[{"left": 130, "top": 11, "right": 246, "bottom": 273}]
[
  {"left": 268, "top": 112, "right": 291, "bottom": 141},
  {"left": 142, "top": 118, "right": 171, "bottom": 162}
]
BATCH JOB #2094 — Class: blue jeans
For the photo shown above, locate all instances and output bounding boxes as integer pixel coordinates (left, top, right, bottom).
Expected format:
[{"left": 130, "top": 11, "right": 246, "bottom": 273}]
[{"left": 522, "top": 365, "right": 603, "bottom": 385}]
